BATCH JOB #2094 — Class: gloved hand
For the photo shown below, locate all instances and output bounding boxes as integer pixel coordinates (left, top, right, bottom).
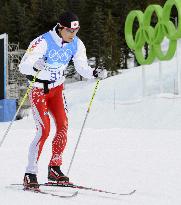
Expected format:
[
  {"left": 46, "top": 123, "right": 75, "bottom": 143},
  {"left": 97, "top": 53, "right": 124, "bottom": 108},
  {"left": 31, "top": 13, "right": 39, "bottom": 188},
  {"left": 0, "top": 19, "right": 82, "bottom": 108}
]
[
  {"left": 37, "top": 69, "right": 52, "bottom": 81},
  {"left": 93, "top": 67, "right": 107, "bottom": 79},
  {"left": 33, "top": 58, "right": 46, "bottom": 71},
  {"left": 33, "top": 59, "right": 52, "bottom": 81}
]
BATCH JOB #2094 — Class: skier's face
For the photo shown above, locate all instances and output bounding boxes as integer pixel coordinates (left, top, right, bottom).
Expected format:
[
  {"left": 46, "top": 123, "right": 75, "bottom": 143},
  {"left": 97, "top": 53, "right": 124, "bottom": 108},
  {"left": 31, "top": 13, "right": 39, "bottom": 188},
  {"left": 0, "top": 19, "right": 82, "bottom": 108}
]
[{"left": 59, "top": 27, "right": 79, "bottom": 42}]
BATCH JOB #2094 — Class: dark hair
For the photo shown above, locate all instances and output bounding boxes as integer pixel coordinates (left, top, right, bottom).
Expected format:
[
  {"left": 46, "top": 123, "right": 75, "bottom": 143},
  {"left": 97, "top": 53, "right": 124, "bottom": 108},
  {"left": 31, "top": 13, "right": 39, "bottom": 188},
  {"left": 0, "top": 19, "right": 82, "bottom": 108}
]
[{"left": 59, "top": 11, "right": 79, "bottom": 28}]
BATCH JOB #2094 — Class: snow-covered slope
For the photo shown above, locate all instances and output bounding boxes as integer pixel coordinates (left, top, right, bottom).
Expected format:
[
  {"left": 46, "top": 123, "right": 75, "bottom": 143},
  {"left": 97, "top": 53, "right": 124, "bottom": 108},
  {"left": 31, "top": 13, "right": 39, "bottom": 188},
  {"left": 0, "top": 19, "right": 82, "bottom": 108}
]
[{"left": 0, "top": 58, "right": 181, "bottom": 205}]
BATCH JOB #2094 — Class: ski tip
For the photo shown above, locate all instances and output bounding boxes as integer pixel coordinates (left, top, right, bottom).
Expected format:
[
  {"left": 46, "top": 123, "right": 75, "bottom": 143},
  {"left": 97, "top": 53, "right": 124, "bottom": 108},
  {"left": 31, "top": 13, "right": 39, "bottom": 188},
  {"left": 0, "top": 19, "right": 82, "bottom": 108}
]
[
  {"left": 129, "top": 189, "right": 136, "bottom": 195},
  {"left": 117, "top": 189, "right": 136, "bottom": 196},
  {"left": 73, "top": 191, "right": 79, "bottom": 196}
]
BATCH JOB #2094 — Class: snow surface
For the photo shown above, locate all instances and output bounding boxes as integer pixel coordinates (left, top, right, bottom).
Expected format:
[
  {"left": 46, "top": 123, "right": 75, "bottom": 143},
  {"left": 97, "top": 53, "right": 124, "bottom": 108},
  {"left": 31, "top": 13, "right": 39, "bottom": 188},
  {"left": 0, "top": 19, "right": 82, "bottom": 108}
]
[{"left": 1, "top": 57, "right": 181, "bottom": 204}]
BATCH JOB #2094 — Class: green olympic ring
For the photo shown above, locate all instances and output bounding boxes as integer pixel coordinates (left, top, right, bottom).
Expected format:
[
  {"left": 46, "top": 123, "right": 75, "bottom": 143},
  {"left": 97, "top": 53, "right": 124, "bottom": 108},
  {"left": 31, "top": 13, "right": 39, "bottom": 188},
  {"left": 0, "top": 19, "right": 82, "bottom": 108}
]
[{"left": 124, "top": 0, "right": 181, "bottom": 65}]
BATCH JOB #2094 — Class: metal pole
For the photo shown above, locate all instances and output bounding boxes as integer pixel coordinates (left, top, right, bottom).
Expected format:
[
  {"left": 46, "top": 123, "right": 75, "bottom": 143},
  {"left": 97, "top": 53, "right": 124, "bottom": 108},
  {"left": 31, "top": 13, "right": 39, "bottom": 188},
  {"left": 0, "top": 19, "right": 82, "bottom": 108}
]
[
  {"left": 159, "top": 61, "right": 163, "bottom": 93},
  {"left": 176, "top": 39, "right": 181, "bottom": 95},
  {"left": 142, "top": 65, "right": 146, "bottom": 97},
  {"left": 66, "top": 80, "right": 100, "bottom": 176},
  {"left": 173, "top": 16, "right": 181, "bottom": 95}
]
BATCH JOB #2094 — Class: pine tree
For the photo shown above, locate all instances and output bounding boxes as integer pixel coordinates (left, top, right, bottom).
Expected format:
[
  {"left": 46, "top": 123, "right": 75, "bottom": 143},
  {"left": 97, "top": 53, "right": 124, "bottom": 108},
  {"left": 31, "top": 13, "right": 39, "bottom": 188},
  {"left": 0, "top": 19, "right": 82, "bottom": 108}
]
[
  {"left": 88, "top": 5, "right": 105, "bottom": 68},
  {"left": 27, "top": 0, "right": 67, "bottom": 45},
  {"left": 79, "top": 0, "right": 99, "bottom": 50},
  {"left": 102, "top": 8, "right": 120, "bottom": 74},
  {"left": 0, "top": 0, "right": 28, "bottom": 44}
]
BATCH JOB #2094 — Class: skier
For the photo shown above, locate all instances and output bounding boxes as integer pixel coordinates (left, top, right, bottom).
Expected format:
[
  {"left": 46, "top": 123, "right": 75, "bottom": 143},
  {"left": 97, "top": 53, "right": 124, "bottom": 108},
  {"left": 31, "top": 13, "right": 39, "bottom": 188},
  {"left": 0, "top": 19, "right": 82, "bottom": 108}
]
[{"left": 19, "top": 11, "right": 107, "bottom": 190}]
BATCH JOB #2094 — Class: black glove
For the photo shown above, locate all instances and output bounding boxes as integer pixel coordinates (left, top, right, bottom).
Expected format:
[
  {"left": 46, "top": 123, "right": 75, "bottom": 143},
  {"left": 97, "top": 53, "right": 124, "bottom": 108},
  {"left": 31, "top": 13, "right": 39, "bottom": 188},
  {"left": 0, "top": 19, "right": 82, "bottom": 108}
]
[{"left": 93, "top": 68, "right": 107, "bottom": 79}]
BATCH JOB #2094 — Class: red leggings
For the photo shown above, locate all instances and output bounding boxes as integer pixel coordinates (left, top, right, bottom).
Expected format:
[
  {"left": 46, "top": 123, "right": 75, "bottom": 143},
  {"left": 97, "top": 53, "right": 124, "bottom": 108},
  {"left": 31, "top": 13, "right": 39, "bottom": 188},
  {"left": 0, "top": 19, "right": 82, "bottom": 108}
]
[{"left": 26, "top": 84, "right": 68, "bottom": 174}]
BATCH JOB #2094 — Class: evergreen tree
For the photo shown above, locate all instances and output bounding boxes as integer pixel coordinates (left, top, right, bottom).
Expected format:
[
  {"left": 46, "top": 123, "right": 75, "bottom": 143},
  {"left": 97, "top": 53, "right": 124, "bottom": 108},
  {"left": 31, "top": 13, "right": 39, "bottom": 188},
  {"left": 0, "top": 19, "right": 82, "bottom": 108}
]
[
  {"left": 79, "top": 0, "right": 99, "bottom": 50},
  {"left": 0, "top": 0, "right": 28, "bottom": 45},
  {"left": 88, "top": 5, "right": 105, "bottom": 68},
  {"left": 102, "top": 8, "right": 120, "bottom": 74},
  {"left": 0, "top": 0, "right": 170, "bottom": 75},
  {"left": 26, "top": 0, "right": 67, "bottom": 47}
]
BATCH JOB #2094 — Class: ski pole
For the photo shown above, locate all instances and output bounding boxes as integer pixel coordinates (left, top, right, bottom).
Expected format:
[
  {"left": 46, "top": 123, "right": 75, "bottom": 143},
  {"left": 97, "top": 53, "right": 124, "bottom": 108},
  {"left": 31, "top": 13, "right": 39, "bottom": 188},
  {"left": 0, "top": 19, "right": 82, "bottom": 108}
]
[
  {"left": 0, "top": 72, "right": 39, "bottom": 148},
  {"left": 67, "top": 80, "right": 100, "bottom": 176}
]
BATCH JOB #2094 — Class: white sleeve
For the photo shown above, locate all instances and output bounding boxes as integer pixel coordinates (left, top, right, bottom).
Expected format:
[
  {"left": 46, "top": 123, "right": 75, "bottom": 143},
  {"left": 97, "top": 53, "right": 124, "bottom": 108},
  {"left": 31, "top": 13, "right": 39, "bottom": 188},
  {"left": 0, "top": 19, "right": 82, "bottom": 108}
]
[
  {"left": 72, "top": 39, "right": 94, "bottom": 79},
  {"left": 19, "top": 36, "right": 47, "bottom": 76}
]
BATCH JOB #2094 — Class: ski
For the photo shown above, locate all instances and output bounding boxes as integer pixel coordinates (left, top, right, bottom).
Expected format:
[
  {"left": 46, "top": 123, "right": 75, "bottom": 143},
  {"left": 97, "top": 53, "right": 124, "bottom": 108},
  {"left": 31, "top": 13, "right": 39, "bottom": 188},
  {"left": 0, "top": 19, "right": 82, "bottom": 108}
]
[
  {"left": 11, "top": 182, "right": 136, "bottom": 196},
  {"left": 23, "top": 188, "right": 78, "bottom": 198},
  {"left": 42, "top": 182, "right": 136, "bottom": 196},
  {"left": 9, "top": 184, "right": 78, "bottom": 198}
]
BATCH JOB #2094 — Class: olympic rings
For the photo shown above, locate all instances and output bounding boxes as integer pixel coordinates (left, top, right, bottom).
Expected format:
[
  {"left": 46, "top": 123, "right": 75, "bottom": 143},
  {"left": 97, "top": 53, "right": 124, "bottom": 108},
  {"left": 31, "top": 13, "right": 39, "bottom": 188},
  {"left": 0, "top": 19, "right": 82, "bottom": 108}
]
[
  {"left": 48, "top": 49, "right": 72, "bottom": 62},
  {"left": 124, "top": 0, "right": 181, "bottom": 65}
]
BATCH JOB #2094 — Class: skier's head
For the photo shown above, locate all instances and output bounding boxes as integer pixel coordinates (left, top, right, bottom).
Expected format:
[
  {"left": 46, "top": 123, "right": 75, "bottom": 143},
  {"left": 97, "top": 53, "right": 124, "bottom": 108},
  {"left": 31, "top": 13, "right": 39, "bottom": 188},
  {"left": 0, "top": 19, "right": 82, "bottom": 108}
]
[
  {"left": 57, "top": 11, "right": 80, "bottom": 42},
  {"left": 59, "top": 11, "right": 80, "bottom": 29}
]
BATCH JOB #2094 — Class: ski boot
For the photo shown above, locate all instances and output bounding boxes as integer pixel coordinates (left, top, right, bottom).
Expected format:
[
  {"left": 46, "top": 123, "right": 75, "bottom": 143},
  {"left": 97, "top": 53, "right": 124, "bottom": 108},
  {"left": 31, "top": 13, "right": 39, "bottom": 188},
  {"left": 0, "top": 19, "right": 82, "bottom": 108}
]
[
  {"left": 23, "top": 173, "right": 40, "bottom": 191},
  {"left": 48, "top": 166, "right": 69, "bottom": 183}
]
